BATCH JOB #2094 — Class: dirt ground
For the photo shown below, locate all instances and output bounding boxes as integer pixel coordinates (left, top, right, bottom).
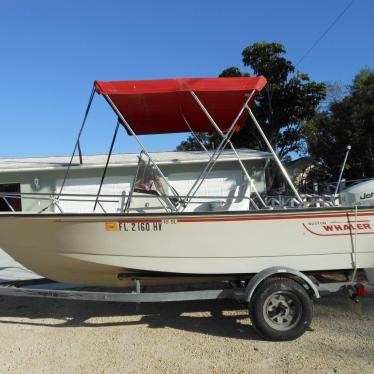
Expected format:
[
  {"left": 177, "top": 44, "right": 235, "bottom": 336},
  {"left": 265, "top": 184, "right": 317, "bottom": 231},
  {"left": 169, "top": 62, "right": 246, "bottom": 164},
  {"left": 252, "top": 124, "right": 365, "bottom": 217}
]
[{"left": 0, "top": 287, "right": 373, "bottom": 374}]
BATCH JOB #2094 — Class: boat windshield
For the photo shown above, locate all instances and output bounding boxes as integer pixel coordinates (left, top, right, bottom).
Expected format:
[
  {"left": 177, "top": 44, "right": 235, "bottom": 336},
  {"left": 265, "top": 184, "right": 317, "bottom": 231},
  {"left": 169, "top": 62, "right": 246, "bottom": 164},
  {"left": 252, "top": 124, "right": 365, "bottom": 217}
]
[{"left": 134, "top": 155, "right": 169, "bottom": 196}]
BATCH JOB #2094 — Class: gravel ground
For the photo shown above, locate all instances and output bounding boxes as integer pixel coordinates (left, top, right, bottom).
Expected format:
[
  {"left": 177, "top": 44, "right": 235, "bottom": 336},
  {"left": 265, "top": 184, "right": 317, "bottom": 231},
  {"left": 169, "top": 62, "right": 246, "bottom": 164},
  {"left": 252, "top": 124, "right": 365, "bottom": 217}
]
[{"left": 0, "top": 286, "right": 373, "bottom": 374}]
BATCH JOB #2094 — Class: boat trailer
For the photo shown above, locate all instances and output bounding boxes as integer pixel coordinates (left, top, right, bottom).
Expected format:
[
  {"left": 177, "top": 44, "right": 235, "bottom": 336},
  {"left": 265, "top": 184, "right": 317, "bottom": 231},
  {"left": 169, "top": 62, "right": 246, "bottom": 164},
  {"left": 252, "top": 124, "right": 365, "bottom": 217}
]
[{"left": 0, "top": 267, "right": 369, "bottom": 341}]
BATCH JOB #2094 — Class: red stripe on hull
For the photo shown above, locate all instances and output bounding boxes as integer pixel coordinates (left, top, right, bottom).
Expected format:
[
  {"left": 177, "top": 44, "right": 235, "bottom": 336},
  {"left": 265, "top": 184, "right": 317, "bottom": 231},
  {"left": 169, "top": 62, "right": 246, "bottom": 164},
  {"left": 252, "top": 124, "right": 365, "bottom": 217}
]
[
  {"left": 118, "top": 219, "right": 162, "bottom": 223},
  {"left": 177, "top": 211, "right": 374, "bottom": 223}
]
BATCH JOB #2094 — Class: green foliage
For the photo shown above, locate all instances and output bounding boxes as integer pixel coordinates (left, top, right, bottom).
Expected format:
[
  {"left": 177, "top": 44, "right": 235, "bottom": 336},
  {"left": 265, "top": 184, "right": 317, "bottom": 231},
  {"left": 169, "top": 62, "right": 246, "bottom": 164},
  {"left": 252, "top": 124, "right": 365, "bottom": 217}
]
[
  {"left": 176, "top": 42, "right": 326, "bottom": 160},
  {"left": 242, "top": 42, "right": 294, "bottom": 83},
  {"left": 304, "top": 68, "right": 374, "bottom": 180},
  {"left": 176, "top": 132, "right": 211, "bottom": 151},
  {"left": 219, "top": 67, "right": 249, "bottom": 77}
]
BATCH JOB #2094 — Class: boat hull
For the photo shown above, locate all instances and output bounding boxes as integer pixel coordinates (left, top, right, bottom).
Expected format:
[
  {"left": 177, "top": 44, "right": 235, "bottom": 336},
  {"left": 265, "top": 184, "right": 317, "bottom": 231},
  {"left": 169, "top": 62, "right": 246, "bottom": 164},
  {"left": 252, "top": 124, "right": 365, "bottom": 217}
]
[{"left": 0, "top": 207, "right": 374, "bottom": 286}]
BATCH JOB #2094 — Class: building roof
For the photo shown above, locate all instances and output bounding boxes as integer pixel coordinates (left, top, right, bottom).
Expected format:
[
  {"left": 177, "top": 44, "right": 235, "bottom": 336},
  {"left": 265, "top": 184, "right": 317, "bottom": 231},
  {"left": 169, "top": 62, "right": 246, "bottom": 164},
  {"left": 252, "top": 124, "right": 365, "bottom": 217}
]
[{"left": 0, "top": 149, "right": 272, "bottom": 173}]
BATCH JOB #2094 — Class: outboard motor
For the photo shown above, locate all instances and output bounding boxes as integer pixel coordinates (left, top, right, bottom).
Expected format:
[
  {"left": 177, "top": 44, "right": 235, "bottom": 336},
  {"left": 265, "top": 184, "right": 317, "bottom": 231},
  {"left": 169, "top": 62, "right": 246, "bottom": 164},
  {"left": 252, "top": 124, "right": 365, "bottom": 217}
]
[{"left": 340, "top": 179, "right": 374, "bottom": 206}]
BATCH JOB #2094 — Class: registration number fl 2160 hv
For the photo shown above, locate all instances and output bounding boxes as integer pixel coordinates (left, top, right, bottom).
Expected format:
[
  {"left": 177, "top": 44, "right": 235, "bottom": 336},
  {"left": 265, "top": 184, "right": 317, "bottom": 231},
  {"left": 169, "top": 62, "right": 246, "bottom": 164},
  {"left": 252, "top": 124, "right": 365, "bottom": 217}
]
[{"left": 118, "top": 222, "right": 162, "bottom": 232}]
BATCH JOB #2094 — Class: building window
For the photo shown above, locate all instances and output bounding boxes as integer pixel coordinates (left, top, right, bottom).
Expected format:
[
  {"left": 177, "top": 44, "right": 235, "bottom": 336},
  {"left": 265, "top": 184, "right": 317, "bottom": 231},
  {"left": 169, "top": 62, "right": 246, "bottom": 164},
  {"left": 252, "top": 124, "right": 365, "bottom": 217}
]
[{"left": 0, "top": 183, "right": 22, "bottom": 212}]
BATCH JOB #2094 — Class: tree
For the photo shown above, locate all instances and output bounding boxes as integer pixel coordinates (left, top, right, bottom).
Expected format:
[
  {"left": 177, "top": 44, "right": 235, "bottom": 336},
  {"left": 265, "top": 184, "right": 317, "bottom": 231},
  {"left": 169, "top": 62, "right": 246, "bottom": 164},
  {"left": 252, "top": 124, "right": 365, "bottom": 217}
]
[
  {"left": 176, "top": 42, "right": 326, "bottom": 160},
  {"left": 175, "top": 132, "right": 211, "bottom": 152},
  {"left": 319, "top": 81, "right": 349, "bottom": 111},
  {"left": 303, "top": 68, "right": 374, "bottom": 181},
  {"left": 219, "top": 66, "right": 248, "bottom": 77}
]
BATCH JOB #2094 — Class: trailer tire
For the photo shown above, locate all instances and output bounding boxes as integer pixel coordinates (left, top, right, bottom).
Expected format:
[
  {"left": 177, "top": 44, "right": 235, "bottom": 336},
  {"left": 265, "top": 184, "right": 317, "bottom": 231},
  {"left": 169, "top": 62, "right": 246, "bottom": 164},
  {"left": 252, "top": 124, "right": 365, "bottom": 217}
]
[{"left": 249, "top": 277, "right": 313, "bottom": 341}]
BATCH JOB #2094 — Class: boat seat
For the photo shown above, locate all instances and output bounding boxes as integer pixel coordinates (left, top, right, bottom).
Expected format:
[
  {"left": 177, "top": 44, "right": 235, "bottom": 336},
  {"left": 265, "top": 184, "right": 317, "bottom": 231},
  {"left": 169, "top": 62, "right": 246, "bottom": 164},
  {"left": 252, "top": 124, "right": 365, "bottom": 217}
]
[{"left": 211, "top": 182, "right": 251, "bottom": 212}]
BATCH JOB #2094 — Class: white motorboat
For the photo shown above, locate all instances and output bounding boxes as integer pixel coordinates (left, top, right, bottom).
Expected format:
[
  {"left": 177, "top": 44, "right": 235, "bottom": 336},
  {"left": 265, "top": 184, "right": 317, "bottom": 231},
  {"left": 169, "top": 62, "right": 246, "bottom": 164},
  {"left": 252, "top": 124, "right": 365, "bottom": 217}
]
[
  {"left": 0, "top": 207, "right": 373, "bottom": 287},
  {"left": 0, "top": 76, "right": 373, "bottom": 287}
]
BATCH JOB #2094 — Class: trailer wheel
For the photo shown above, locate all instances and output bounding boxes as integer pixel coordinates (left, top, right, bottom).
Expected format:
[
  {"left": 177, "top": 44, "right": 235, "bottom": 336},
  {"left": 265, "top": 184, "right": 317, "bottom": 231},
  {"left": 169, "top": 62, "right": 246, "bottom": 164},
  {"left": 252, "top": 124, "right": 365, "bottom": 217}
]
[{"left": 249, "top": 277, "right": 313, "bottom": 341}]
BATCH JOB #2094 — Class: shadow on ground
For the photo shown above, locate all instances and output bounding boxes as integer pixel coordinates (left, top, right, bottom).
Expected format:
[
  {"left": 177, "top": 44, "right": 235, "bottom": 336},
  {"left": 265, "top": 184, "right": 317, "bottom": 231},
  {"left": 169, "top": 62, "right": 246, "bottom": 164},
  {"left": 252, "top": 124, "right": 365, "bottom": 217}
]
[
  {"left": 0, "top": 296, "right": 265, "bottom": 340},
  {"left": 0, "top": 287, "right": 372, "bottom": 341}
]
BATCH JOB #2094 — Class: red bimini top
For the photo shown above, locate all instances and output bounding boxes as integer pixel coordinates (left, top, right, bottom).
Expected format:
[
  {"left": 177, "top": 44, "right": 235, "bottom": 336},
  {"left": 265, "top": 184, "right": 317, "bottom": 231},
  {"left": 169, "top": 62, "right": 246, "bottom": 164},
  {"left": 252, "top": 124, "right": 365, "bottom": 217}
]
[{"left": 95, "top": 76, "right": 267, "bottom": 135}]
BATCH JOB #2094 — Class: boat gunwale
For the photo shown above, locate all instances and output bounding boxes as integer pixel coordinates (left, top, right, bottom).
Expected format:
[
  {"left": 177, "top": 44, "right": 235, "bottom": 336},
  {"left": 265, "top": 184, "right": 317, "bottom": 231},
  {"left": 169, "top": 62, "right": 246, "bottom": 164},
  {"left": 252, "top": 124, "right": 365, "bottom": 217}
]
[{"left": 0, "top": 205, "right": 374, "bottom": 219}]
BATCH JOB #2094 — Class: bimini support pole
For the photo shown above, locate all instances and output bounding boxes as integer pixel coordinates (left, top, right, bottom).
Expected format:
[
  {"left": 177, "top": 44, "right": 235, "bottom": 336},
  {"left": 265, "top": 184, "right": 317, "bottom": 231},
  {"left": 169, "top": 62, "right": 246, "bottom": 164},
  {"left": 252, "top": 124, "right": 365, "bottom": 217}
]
[
  {"left": 180, "top": 91, "right": 256, "bottom": 210},
  {"left": 103, "top": 94, "right": 180, "bottom": 211},
  {"left": 57, "top": 85, "right": 96, "bottom": 198},
  {"left": 246, "top": 106, "right": 303, "bottom": 204},
  {"left": 181, "top": 114, "right": 210, "bottom": 154},
  {"left": 77, "top": 141, "right": 83, "bottom": 165},
  {"left": 37, "top": 85, "right": 96, "bottom": 214},
  {"left": 190, "top": 91, "right": 267, "bottom": 209},
  {"left": 93, "top": 121, "right": 120, "bottom": 212}
]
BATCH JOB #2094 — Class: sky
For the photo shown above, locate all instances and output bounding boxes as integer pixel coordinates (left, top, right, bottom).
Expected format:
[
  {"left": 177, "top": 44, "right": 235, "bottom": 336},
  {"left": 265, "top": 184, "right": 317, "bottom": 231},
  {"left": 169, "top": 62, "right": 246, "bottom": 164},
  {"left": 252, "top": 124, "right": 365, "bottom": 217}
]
[{"left": 0, "top": 0, "right": 373, "bottom": 158}]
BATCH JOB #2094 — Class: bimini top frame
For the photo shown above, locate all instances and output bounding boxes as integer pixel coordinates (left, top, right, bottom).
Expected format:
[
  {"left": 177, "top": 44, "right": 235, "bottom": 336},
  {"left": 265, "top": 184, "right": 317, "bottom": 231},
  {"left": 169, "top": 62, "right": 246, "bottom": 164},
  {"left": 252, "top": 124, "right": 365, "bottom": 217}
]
[{"left": 57, "top": 76, "right": 303, "bottom": 213}]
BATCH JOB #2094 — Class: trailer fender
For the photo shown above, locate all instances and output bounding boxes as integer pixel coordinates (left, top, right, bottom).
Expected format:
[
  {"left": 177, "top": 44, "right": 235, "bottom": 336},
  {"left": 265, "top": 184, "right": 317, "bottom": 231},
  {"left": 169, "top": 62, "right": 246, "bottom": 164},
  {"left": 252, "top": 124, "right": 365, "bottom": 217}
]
[{"left": 245, "top": 266, "right": 320, "bottom": 302}]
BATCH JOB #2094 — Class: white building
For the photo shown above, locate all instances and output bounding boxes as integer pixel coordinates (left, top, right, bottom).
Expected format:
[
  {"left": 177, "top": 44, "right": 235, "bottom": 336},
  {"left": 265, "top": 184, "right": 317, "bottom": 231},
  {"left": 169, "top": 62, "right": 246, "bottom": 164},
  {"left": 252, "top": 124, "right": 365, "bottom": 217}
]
[{"left": 0, "top": 149, "right": 272, "bottom": 213}]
